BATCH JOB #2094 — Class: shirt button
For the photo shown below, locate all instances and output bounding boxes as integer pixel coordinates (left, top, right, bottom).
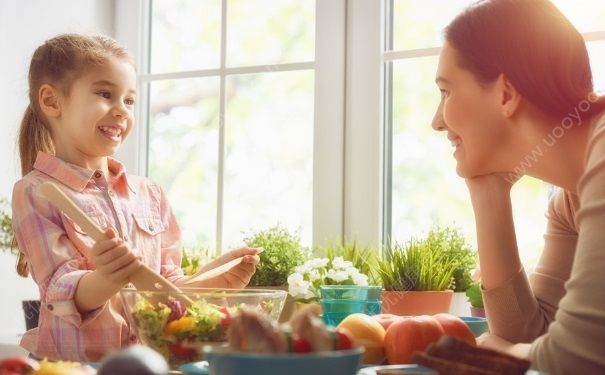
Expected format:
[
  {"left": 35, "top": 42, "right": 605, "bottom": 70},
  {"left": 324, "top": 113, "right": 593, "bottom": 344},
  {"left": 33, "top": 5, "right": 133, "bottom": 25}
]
[
  {"left": 108, "top": 190, "right": 115, "bottom": 196},
  {"left": 123, "top": 235, "right": 129, "bottom": 241},
  {"left": 148, "top": 225, "right": 154, "bottom": 232},
  {"left": 47, "top": 304, "right": 54, "bottom": 311},
  {"left": 129, "top": 334, "right": 137, "bottom": 342},
  {"left": 94, "top": 172, "right": 102, "bottom": 179}
]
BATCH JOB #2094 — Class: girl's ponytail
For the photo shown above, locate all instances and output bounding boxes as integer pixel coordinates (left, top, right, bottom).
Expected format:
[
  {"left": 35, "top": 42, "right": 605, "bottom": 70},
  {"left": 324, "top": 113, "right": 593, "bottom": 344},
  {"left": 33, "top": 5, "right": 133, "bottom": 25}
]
[
  {"left": 18, "top": 104, "right": 54, "bottom": 176},
  {"left": 15, "top": 104, "right": 54, "bottom": 277}
]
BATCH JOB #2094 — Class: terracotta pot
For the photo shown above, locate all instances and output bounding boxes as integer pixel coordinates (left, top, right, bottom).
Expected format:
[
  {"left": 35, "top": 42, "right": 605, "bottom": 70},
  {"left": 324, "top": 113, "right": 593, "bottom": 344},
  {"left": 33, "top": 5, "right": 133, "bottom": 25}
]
[
  {"left": 381, "top": 290, "right": 453, "bottom": 316},
  {"left": 470, "top": 307, "right": 486, "bottom": 318}
]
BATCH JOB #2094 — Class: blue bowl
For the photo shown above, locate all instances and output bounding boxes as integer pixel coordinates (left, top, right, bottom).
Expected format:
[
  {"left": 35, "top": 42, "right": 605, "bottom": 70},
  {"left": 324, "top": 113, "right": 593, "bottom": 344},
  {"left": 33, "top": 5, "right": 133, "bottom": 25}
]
[
  {"left": 202, "top": 346, "right": 364, "bottom": 375},
  {"left": 358, "top": 365, "right": 438, "bottom": 374},
  {"left": 460, "top": 316, "right": 489, "bottom": 337}
]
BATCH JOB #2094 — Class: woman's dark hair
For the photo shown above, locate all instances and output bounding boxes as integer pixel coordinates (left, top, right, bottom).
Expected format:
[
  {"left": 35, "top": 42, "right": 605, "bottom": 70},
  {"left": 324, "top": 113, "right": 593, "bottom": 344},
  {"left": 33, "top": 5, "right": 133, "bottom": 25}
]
[{"left": 445, "top": 0, "right": 605, "bottom": 120}]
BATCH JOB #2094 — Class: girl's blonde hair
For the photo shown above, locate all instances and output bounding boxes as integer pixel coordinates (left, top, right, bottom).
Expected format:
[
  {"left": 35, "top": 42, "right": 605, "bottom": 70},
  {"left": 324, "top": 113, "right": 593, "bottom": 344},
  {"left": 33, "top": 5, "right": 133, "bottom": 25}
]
[{"left": 16, "top": 33, "right": 133, "bottom": 277}]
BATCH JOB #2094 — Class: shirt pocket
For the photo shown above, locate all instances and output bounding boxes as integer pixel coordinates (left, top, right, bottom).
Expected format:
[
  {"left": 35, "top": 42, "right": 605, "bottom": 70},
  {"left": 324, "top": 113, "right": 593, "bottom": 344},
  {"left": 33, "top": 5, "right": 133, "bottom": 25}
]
[
  {"left": 132, "top": 214, "right": 165, "bottom": 269},
  {"left": 62, "top": 209, "right": 109, "bottom": 254}
]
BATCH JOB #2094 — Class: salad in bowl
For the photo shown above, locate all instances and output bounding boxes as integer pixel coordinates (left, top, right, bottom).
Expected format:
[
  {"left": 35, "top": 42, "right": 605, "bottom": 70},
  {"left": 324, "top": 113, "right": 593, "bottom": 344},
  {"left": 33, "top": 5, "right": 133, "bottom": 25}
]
[{"left": 120, "top": 287, "right": 287, "bottom": 367}]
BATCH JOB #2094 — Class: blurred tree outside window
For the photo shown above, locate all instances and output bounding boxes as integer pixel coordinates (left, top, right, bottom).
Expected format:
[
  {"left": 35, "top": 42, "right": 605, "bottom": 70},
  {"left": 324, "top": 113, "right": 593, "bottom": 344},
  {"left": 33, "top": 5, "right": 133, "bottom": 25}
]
[{"left": 147, "top": 0, "right": 315, "bottom": 252}]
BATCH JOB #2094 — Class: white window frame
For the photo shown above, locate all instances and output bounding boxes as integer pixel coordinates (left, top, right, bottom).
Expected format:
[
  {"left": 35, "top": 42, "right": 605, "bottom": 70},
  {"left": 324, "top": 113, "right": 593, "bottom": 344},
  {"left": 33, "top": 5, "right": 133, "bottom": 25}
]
[{"left": 113, "top": 0, "right": 347, "bottom": 251}]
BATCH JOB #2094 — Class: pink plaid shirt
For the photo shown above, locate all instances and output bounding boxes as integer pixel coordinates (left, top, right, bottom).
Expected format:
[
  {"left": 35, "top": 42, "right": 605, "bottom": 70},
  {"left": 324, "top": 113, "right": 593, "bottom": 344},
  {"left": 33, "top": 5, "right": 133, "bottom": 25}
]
[{"left": 12, "top": 152, "right": 184, "bottom": 361}]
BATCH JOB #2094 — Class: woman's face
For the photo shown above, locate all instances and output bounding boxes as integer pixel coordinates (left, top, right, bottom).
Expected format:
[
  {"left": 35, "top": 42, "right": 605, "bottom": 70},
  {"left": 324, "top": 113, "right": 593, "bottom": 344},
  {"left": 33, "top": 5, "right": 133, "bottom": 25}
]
[{"left": 433, "top": 42, "right": 512, "bottom": 178}]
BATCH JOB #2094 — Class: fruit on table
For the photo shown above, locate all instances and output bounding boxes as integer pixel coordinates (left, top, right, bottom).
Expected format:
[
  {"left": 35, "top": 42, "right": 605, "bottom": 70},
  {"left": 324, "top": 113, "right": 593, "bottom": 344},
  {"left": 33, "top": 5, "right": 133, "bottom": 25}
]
[
  {"left": 432, "top": 313, "right": 476, "bottom": 345},
  {"left": 337, "top": 313, "right": 386, "bottom": 364},
  {"left": 30, "top": 359, "right": 94, "bottom": 375},
  {"left": 384, "top": 315, "right": 444, "bottom": 364},
  {"left": 371, "top": 313, "right": 403, "bottom": 331},
  {"left": 97, "top": 344, "right": 169, "bottom": 375},
  {"left": 0, "top": 356, "right": 39, "bottom": 374}
]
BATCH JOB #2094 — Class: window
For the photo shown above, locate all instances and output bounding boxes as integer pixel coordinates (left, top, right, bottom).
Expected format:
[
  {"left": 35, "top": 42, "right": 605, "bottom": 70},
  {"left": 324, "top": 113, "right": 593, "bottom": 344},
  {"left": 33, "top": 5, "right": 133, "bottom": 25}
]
[
  {"left": 383, "top": 0, "right": 605, "bottom": 266},
  {"left": 116, "top": 0, "right": 332, "bottom": 253}
]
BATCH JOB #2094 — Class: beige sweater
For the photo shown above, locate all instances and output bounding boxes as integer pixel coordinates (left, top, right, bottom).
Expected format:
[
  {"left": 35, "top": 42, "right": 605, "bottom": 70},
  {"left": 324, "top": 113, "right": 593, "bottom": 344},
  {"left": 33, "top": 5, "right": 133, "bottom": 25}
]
[{"left": 483, "top": 114, "right": 605, "bottom": 374}]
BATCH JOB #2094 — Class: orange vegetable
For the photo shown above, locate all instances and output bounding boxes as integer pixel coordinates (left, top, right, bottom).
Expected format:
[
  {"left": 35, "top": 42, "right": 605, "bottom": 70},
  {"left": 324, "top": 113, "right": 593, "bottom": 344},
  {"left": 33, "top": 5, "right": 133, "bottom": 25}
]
[
  {"left": 384, "top": 315, "right": 444, "bottom": 364},
  {"left": 432, "top": 313, "right": 476, "bottom": 345}
]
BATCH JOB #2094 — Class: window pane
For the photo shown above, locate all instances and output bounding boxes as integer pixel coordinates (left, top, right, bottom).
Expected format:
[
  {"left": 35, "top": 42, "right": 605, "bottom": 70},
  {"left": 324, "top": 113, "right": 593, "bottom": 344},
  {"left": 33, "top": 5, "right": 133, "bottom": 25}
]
[
  {"left": 390, "top": 57, "right": 549, "bottom": 266},
  {"left": 148, "top": 78, "right": 220, "bottom": 250},
  {"left": 227, "top": 0, "right": 315, "bottom": 67},
  {"left": 392, "top": 0, "right": 475, "bottom": 51},
  {"left": 150, "top": 0, "right": 221, "bottom": 73},
  {"left": 392, "top": 0, "right": 605, "bottom": 52},
  {"left": 551, "top": 0, "right": 605, "bottom": 33},
  {"left": 223, "top": 71, "right": 314, "bottom": 248},
  {"left": 588, "top": 41, "right": 605, "bottom": 92}
]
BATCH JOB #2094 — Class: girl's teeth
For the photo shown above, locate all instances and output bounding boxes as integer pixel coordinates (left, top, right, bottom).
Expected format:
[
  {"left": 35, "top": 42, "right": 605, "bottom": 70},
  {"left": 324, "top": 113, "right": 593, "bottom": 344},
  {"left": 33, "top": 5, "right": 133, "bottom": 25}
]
[{"left": 99, "top": 126, "right": 121, "bottom": 137}]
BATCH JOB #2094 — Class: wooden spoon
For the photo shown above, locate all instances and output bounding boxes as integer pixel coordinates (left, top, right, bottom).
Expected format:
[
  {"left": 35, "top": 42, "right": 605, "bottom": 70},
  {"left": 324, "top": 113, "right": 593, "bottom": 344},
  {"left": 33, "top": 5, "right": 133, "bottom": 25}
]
[{"left": 39, "top": 181, "right": 192, "bottom": 304}]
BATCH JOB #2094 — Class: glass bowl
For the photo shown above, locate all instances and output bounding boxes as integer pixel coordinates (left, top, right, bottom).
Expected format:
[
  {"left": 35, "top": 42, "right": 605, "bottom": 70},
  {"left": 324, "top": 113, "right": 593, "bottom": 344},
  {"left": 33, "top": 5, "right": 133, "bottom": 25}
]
[{"left": 120, "top": 287, "right": 287, "bottom": 367}]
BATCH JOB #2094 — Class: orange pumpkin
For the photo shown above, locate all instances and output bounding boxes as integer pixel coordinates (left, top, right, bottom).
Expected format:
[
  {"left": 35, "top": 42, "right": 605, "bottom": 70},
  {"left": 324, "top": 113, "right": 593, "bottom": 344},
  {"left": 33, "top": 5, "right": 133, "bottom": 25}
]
[
  {"left": 371, "top": 313, "right": 403, "bottom": 331},
  {"left": 384, "top": 315, "right": 444, "bottom": 364},
  {"left": 432, "top": 313, "right": 476, "bottom": 345}
]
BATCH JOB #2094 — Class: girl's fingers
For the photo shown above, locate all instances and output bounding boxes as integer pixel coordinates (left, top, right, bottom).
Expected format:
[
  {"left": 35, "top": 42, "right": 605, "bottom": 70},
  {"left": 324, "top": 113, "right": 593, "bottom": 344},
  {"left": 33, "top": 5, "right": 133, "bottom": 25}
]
[
  {"left": 109, "top": 258, "right": 141, "bottom": 283},
  {"left": 105, "top": 250, "right": 138, "bottom": 274},
  {"left": 243, "top": 254, "right": 260, "bottom": 265}
]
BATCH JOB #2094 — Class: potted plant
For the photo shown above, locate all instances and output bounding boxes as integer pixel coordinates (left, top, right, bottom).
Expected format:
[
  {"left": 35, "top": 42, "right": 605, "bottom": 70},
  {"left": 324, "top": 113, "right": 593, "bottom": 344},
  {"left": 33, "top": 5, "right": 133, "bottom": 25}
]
[
  {"left": 465, "top": 282, "right": 485, "bottom": 317},
  {"left": 180, "top": 247, "right": 212, "bottom": 276},
  {"left": 429, "top": 226, "right": 477, "bottom": 315},
  {"left": 243, "top": 224, "right": 308, "bottom": 321},
  {"left": 1, "top": 198, "right": 40, "bottom": 330},
  {"left": 315, "top": 241, "right": 380, "bottom": 286},
  {"left": 377, "top": 234, "right": 457, "bottom": 315}
]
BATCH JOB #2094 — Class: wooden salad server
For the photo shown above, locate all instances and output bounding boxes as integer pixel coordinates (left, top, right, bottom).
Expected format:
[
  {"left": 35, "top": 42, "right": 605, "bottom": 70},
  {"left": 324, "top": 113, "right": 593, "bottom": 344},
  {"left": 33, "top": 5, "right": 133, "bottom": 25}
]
[{"left": 39, "top": 181, "right": 193, "bottom": 304}]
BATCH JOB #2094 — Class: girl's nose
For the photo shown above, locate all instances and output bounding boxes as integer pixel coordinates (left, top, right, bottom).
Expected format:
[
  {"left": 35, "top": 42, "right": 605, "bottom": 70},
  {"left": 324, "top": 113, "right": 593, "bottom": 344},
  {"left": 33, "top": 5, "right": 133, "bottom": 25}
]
[{"left": 112, "top": 102, "right": 129, "bottom": 118}]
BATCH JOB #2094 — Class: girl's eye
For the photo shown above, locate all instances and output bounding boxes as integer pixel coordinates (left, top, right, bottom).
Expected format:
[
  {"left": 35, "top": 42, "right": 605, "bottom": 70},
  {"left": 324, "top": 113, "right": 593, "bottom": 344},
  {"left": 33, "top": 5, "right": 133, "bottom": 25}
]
[
  {"left": 97, "top": 91, "right": 111, "bottom": 99},
  {"left": 124, "top": 98, "right": 136, "bottom": 106}
]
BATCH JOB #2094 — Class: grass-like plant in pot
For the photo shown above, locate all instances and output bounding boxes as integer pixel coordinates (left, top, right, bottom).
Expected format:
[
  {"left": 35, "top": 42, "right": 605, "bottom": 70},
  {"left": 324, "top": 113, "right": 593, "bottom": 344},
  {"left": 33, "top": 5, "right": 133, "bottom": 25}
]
[
  {"left": 378, "top": 236, "right": 457, "bottom": 315},
  {"left": 243, "top": 225, "right": 308, "bottom": 321}
]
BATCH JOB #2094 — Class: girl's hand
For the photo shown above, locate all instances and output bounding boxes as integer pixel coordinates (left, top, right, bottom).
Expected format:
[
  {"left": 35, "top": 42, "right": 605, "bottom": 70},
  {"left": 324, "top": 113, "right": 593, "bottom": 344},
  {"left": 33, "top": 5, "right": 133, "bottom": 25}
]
[
  {"left": 91, "top": 227, "right": 141, "bottom": 284},
  {"left": 195, "top": 247, "right": 260, "bottom": 289}
]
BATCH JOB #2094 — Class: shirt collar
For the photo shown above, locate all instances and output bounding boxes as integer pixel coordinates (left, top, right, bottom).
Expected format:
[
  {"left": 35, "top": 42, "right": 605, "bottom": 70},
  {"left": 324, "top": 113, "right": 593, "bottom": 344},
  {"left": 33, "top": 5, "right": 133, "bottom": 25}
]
[{"left": 33, "top": 151, "right": 136, "bottom": 195}]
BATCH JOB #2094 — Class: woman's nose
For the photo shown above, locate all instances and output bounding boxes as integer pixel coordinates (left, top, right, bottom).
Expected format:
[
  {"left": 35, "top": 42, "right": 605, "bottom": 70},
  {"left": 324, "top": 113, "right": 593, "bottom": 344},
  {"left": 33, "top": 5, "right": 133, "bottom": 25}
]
[{"left": 432, "top": 101, "right": 446, "bottom": 131}]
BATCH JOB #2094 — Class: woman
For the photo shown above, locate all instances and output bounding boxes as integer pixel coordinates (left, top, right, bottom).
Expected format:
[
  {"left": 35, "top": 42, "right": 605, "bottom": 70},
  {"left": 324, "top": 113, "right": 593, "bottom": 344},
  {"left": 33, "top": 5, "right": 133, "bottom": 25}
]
[{"left": 432, "top": 0, "right": 605, "bottom": 373}]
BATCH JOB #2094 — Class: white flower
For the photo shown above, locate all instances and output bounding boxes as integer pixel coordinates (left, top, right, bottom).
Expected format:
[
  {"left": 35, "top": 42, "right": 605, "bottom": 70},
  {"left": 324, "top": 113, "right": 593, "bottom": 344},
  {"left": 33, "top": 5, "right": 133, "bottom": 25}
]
[
  {"left": 332, "top": 256, "right": 354, "bottom": 270},
  {"left": 308, "top": 269, "right": 321, "bottom": 281},
  {"left": 352, "top": 272, "right": 369, "bottom": 286},
  {"left": 288, "top": 272, "right": 317, "bottom": 299},
  {"left": 308, "top": 257, "right": 329, "bottom": 269},
  {"left": 326, "top": 269, "right": 350, "bottom": 283}
]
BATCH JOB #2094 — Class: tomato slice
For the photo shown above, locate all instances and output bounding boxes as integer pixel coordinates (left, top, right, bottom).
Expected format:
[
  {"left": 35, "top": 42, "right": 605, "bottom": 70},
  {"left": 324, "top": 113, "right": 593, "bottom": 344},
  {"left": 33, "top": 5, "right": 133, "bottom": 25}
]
[
  {"left": 168, "top": 342, "right": 198, "bottom": 360},
  {"left": 291, "top": 337, "right": 313, "bottom": 353},
  {"left": 219, "top": 306, "right": 231, "bottom": 328},
  {"left": 335, "top": 329, "right": 354, "bottom": 350}
]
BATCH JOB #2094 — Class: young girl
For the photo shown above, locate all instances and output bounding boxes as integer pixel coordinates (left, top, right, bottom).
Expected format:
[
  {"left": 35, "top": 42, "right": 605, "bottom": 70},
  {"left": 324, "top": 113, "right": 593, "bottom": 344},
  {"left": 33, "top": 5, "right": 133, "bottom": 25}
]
[
  {"left": 11, "top": 33, "right": 259, "bottom": 362},
  {"left": 433, "top": 0, "right": 605, "bottom": 373}
]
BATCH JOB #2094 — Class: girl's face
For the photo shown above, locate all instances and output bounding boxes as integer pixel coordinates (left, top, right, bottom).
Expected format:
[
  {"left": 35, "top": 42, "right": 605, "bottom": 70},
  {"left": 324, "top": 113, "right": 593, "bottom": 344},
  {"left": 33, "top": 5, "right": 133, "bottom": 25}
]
[
  {"left": 432, "top": 43, "right": 512, "bottom": 178},
  {"left": 53, "top": 56, "right": 136, "bottom": 167}
]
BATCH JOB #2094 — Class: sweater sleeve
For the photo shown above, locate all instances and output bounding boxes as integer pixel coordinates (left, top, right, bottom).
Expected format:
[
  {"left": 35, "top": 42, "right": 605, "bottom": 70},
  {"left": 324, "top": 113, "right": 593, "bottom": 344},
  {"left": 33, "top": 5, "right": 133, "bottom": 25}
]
[
  {"left": 529, "top": 117, "right": 605, "bottom": 373},
  {"left": 481, "top": 189, "right": 577, "bottom": 342}
]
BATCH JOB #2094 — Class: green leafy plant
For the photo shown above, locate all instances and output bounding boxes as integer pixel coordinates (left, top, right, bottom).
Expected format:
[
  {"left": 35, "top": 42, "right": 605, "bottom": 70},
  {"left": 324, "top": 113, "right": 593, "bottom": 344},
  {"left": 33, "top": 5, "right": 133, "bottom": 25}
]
[
  {"left": 378, "top": 236, "right": 457, "bottom": 292},
  {"left": 181, "top": 247, "right": 213, "bottom": 276},
  {"left": 315, "top": 241, "right": 380, "bottom": 285},
  {"left": 426, "top": 226, "right": 477, "bottom": 292},
  {"left": 0, "top": 198, "right": 15, "bottom": 253},
  {"left": 244, "top": 225, "right": 308, "bottom": 286},
  {"left": 465, "top": 282, "right": 484, "bottom": 308}
]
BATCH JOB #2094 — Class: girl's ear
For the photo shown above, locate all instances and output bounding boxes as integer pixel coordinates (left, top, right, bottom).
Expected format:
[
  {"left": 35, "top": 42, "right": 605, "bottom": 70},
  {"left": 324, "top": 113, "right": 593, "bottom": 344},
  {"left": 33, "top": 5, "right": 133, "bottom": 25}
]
[
  {"left": 497, "top": 74, "right": 521, "bottom": 118},
  {"left": 38, "top": 84, "right": 61, "bottom": 118}
]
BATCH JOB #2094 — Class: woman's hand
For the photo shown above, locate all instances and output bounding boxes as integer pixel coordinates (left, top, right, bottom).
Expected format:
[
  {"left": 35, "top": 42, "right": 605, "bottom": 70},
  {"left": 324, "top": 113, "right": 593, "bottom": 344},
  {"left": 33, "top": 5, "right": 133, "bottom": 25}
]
[
  {"left": 465, "top": 172, "right": 520, "bottom": 195},
  {"left": 91, "top": 227, "right": 141, "bottom": 284},
  {"left": 477, "top": 333, "right": 531, "bottom": 360},
  {"left": 186, "top": 247, "right": 260, "bottom": 289}
]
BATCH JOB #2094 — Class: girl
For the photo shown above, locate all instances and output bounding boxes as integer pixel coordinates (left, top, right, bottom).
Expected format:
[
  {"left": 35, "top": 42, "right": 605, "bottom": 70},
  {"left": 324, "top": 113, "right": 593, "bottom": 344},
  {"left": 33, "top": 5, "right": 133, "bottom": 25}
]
[
  {"left": 433, "top": 0, "right": 605, "bottom": 373},
  {"left": 12, "top": 33, "right": 259, "bottom": 361}
]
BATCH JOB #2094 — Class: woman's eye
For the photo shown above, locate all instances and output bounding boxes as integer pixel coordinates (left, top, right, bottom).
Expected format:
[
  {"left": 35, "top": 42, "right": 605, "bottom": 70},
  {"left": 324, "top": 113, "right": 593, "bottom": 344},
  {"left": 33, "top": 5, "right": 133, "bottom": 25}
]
[
  {"left": 97, "top": 91, "right": 111, "bottom": 99},
  {"left": 440, "top": 89, "right": 449, "bottom": 99}
]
